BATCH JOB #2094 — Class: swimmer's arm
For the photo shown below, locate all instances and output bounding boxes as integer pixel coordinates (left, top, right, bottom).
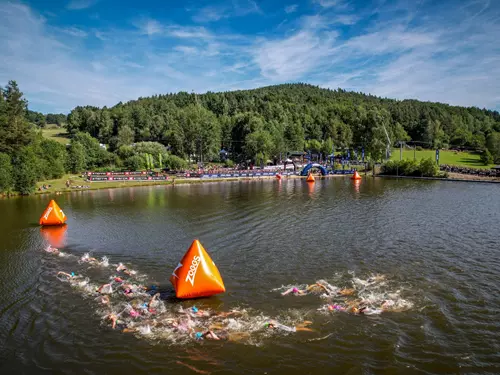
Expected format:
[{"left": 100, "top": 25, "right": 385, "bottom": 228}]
[
  {"left": 281, "top": 288, "right": 293, "bottom": 296},
  {"left": 57, "top": 271, "right": 72, "bottom": 277}
]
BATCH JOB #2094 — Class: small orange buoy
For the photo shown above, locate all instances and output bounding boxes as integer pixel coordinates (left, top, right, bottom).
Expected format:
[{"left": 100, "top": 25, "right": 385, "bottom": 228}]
[
  {"left": 306, "top": 173, "right": 315, "bottom": 182},
  {"left": 351, "top": 170, "right": 362, "bottom": 180},
  {"left": 170, "top": 240, "right": 225, "bottom": 299},
  {"left": 39, "top": 200, "right": 67, "bottom": 226}
]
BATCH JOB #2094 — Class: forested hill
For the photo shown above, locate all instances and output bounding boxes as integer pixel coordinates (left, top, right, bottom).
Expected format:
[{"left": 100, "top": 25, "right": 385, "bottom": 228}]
[{"left": 67, "top": 83, "right": 500, "bottom": 162}]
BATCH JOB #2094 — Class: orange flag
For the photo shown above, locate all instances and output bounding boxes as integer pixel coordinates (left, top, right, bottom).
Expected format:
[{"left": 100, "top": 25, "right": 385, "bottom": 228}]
[
  {"left": 39, "top": 200, "right": 67, "bottom": 226},
  {"left": 170, "top": 240, "right": 225, "bottom": 299}
]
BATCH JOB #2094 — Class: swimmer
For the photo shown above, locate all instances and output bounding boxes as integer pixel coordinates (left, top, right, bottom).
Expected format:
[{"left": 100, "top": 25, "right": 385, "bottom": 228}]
[
  {"left": 45, "top": 245, "right": 60, "bottom": 255},
  {"left": 194, "top": 330, "right": 230, "bottom": 341},
  {"left": 306, "top": 283, "right": 330, "bottom": 294},
  {"left": 98, "top": 295, "right": 110, "bottom": 304},
  {"left": 80, "top": 253, "right": 98, "bottom": 264},
  {"left": 97, "top": 283, "right": 113, "bottom": 294},
  {"left": 168, "top": 315, "right": 195, "bottom": 333},
  {"left": 57, "top": 271, "right": 77, "bottom": 280},
  {"left": 367, "top": 274, "right": 386, "bottom": 284},
  {"left": 281, "top": 287, "right": 307, "bottom": 296},
  {"left": 338, "top": 288, "right": 356, "bottom": 296},
  {"left": 327, "top": 304, "right": 346, "bottom": 312},
  {"left": 264, "top": 320, "right": 313, "bottom": 332},
  {"left": 148, "top": 293, "right": 161, "bottom": 310},
  {"left": 116, "top": 263, "right": 133, "bottom": 276}
]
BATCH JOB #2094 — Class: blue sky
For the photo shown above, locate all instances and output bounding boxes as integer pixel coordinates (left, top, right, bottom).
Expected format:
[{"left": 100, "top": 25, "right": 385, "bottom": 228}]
[{"left": 1, "top": 0, "right": 499, "bottom": 113}]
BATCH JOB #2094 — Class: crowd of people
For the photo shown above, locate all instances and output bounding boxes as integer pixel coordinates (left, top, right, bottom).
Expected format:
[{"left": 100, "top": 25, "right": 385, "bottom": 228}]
[{"left": 45, "top": 244, "right": 413, "bottom": 345}]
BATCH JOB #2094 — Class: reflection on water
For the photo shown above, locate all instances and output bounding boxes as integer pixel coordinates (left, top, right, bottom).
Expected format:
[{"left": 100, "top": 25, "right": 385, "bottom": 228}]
[{"left": 1, "top": 178, "right": 500, "bottom": 374}]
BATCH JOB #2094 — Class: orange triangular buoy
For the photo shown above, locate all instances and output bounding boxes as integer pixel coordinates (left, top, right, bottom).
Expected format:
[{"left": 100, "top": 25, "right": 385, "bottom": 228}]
[
  {"left": 306, "top": 173, "right": 315, "bottom": 182},
  {"left": 39, "top": 200, "right": 67, "bottom": 226},
  {"left": 170, "top": 240, "right": 225, "bottom": 299},
  {"left": 40, "top": 225, "right": 67, "bottom": 248},
  {"left": 351, "top": 170, "right": 362, "bottom": 180}
]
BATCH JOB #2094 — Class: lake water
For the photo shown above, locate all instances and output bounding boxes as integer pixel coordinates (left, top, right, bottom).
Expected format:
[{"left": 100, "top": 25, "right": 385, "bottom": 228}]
[{"left": 1, "top": 177, "right": 499, "bottom": 375}]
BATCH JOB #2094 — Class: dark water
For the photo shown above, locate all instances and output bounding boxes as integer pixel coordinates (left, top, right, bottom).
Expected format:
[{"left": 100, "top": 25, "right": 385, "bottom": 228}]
[{"left": 1, "top": 178, "right": 500, "bottom": 375}]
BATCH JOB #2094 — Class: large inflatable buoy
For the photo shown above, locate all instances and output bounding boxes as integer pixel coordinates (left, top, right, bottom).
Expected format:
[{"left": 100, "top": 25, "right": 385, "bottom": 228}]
[
  {"left": 170, "top": 240, "right": 225, "bottom": 299},
  {"left": 351, "top": 171, "right": 362, "bottom": 180},
  {"left": 306, "top": 173, "right": 315, "bottom": 182},
  {"left": 39, "top": 200, "right": 67, "bottom": 226}
]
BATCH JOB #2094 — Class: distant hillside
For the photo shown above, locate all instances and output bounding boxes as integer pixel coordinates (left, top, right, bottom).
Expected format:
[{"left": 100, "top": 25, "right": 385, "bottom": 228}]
[{"left": 66, "top": 83, "right": 500, "bottom": 162}]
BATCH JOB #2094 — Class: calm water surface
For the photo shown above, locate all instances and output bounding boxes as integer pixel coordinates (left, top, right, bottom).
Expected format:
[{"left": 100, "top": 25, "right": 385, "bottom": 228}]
[{"left": 1, "top": 178, "right": 499, "bottom": 375}]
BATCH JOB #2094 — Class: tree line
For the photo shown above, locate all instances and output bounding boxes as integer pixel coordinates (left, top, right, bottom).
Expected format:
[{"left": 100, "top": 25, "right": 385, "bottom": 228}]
[
  {"left": 66, "top": 83, "right": 500, "bottom": 165},
  {"left": 1, "top": 80, "right": 500, "bottom": 195},
  {"left": 26, "top": 110, "right": 67, "bottom": 127}
]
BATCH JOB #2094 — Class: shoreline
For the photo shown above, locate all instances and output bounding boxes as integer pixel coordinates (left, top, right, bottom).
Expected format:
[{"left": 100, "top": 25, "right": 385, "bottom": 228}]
[
  {"left": 2, "top": 173, "right": 358, "bottom": 198},
  {"left": 376, "top": 174, "right": 500, "bottom": 184}
]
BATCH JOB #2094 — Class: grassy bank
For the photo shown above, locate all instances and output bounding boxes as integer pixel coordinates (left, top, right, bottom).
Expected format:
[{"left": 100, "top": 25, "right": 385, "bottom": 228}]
[
  {"left": 40, "top": 125, "right": 71, "bottom": 145},
  {"left": 390, "top": 149, "right": 495, "bottom": 169}
]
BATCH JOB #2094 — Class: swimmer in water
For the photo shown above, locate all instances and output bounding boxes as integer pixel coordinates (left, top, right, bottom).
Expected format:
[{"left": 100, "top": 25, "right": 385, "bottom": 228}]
[
  {"left": 46, "top": 245, "right": 60, "bottom": 255},
  {"left": 57, "top": 271, "right": 77, "bottom": 280},
  {"left": 97, "top": 283, "right": 113, "bottom": 294},
  {"left": 80, "top": 253, "right": 98, "bottom": 264},
  {"left": 98, "top": 295, "right": 110, "bottom": 304},
  {"left": 281, "top": 287, "right": 307, "bottom": 296},
  {"left": 116, "top": 263, "right": 133, "bottom": 276},
  {"left": 264, "top": 320, "right": 313, "bottom": 332},
  {"left": 338, "top": 288, "right": 356, "bottom": 296}
]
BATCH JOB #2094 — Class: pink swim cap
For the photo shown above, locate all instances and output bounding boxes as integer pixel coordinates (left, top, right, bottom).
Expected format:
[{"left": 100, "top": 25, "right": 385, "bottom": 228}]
[
  {"left": 292, "top": 287, "right": 299, "bottom": 293},
  {"left": 130, "top": 310, "right": 140, "bottom": 317}
]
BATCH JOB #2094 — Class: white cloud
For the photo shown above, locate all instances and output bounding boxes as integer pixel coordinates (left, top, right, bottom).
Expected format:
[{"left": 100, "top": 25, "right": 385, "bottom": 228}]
[
  {"left": 58, "top": 27, "right": 88, "bottom": 37},
  {"left": 135, "top": 19, "right": 163, "bottom": 36},
  {"left": 191, "top": 0, "right": 261, "bottom": 23},
  {"left": 67, "top": 0, "right": 98, "bottom": 10},
  {"left": 314, "top": 0, "right": 343, "bottom": 8},
  {"left": 345, "top": 27, "right": 437, "bottom": 54},
  {"left": 192, "top": 6, "right": 225, "bottom": 22},
  {"left": 254, "top": 30, "right": 337, "bottom": 80},
  {"left": 285, "top": 4, "right": 298, "bottom": 13},
  {"left": 174, "top": 46, "right": 198, "bottom": 54},
  {"left": 332, "top": 14, "right": 359, "bottom": 25}
]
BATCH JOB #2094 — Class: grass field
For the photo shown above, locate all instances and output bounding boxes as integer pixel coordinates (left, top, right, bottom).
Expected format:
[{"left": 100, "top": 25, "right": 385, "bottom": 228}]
[
  {"left": 40, "top": 125, "right": 71, "bottom": 145},
  {"left": 390, "top": 149, "right": 495, "bottom": 169}
]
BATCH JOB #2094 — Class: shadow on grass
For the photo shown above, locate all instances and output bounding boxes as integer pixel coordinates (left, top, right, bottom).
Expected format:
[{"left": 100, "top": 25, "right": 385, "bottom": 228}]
[{"left": 457, "top": 157, "right": 486, "bottom": 166}]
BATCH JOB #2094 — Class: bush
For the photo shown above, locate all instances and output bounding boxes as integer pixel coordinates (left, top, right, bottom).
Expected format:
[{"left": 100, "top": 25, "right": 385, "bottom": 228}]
[
  {"left": 124, "top": 155, "right": 146, "bottom": 171},
  {"left": 224, "top": 159, "right": 235, "bottom": 168},
  {"left": 164, "top": 155, "right": 188, "bottom": 171},
  {"left": 381, "top": 158, "right": 439, "bottom": 177},
  {"left": 480, "top": 149, "right": 493, "bottom": 165}
]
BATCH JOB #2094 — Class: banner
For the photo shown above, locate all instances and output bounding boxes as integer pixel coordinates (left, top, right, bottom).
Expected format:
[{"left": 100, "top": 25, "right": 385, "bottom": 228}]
[{"left": 89, "top": 176, "right": 168, "bottom": 182}]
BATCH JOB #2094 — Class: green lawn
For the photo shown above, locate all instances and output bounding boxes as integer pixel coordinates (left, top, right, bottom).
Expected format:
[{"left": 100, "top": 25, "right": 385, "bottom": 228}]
[
  {"left": 390, "top": 149, "right": 495, "bottom": 169},
  {"left": 40, "top": 125, "right": 71, "bottom": 145}
]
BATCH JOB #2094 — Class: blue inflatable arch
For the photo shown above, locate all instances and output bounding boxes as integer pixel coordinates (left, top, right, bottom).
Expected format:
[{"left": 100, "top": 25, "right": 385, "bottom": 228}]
[{"left": 300, "top": 163, "right": 327, "bottom": 176}]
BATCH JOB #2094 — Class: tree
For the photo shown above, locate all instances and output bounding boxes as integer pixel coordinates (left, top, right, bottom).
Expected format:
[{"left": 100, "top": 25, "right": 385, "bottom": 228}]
[
  {"left": 67, "top": 141, "right": 86, "bottom": 173},
  {"left": 244, "top": 130, "right": 273, "bottom": 163},
  {"left": 0, "top": 81, "right": 34, "bottom": 154},
  {"left": 0, "top": 153, "right": 13, "bottom": 193},
  {"left": 13, "top": 147, "right": 38, "bottom": 195},
  {"left": 37, "top": 139, "right": 67, "bottom": 179}
]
